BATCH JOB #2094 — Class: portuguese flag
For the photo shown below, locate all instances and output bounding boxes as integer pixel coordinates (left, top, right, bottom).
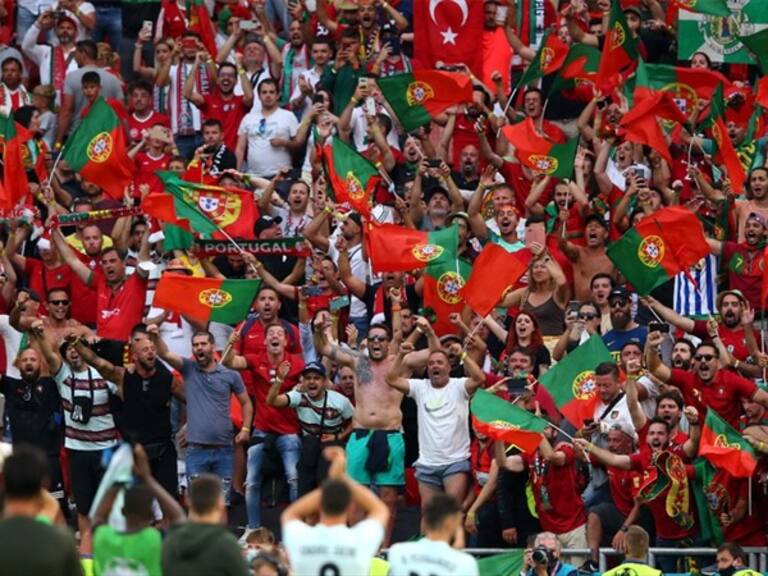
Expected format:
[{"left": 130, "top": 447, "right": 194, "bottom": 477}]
[
  {"left": 538, "top": 334, "right": 613, "bottom": 427},
  {"left": 606, "top": 206, "right": 710, "bottom": 295},
  {"left": 632, "top": 59, "right": 730, "bottom": 112},
  {"left": 153, "top": 274, "right": 261, "bottom": 324},
  {"left": 501, "top": 118, "right": 579, "bottom": 179},
  {"left": 548, "top": 44, "right": 600, "bottom": 102},
  {"left": 321, "top": 136, "right": 378, "bottom": 216},
  {"left": 423, "top": 255, "right": 470, "bottom": 336},
  {"left": 0, "top": 115, "right": 31, "bottom": 210},
  {"left": 619, "top": 90, "right": 687, "bottom": 165},
  {"left": 704, "top": 84, "right": 747, "bottom": 194},
  {"left": 366, "top": 223, "right": 458, "bottom": 273},
  {"left": 757, "top": 76, "right": 768, "bottom": 108},
  {"left": 596, "top": 0, "right": 639, "bottom": 93},
  {"left": 699, "top": 409, "right": 757, "bottom": 478},
  {"left": 471, "top": 389, "right": 548, "bottom": 455},
  {"left": 187, "top": 0, "right": 217, "bottom": 57},
  {"left": 693, "top": 458, "right": 726, "bottom": 545},
  {"left": 61, "top": 98, "right": 133, "bottom": 200},
  {"left": 378, "top": 70, "right": 473, "bottom": 132},
  {"left": 477, "top": 551, "right": 525, "bottom": 576},
  {"left": 462, "top": 244, "right": 532, "bottom": 317},
  {"left": 151, "top": 172, "right": 258, "bottom": 239},
  {"left": 515, "top": 28, "right": 569, "bottom": 89}
]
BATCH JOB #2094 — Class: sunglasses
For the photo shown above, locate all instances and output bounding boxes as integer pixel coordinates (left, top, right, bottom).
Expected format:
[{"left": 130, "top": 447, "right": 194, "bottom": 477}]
[
  {"left": 610, "top": 299, "right": 629, "bottom": 308},
  {"left": 368, "top": 335, "right": 389, "bottom": 342},
  {"left": 579, "top": 313, "right": 598, "bottom": 320},
  {"left": 49, "top": 299, "right": 70, "bottom": 306},
  {"left": 694, "top": 354, "right": 715, "bottom": 362}
]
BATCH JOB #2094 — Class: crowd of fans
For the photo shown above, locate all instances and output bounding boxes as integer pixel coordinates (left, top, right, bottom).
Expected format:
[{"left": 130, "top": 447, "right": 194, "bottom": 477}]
[{"left": 0, "top": 0, "right": 766, "bottom": 574}]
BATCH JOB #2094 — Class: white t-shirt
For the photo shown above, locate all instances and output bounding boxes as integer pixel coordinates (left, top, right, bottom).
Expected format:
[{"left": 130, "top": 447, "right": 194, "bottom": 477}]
[
  {"left": 327, "top": 240, "right": 367, "bottom": 319},
  {"left": 407, "top": 377, "right": 471, "bottom": 466},
  {"left": 0, "top": 315, "right": 23, "bottom": 379},
  {"left": 388, "top": 538, "right": 479, "bottom": 576},
  {"left": 239, "top": 108, "right": 299, "bottom": 177},
  {"left": 282, "top": 518, "right": 384, "bottom": 576}
]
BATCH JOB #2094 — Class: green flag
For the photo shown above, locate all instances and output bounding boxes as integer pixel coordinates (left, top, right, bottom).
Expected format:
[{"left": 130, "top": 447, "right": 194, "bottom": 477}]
[
  {"left": 477, "top": 550, "right": 525, "bottom": 576},
  {"left": 693, "top": 458, "right": 725, "bottom": 545}
]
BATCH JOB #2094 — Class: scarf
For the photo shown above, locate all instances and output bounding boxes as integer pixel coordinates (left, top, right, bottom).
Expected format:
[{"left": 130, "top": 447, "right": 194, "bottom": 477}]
[
  {"left": 153, "top": 85, "right": 167, "bottom": 115},
  {"left": 51, "top": 45, "right": 75, "bottom": 98},
  {"left": 176, "top": 62, "right": 209, "bottom": 135},
  {"left": 513, "top": 0, "right": 547, "bottom": 66},
  {"left": 372, "top": 282, "right": 407, "bottom": 317},
  {"left": 280, "top": 44, "right": 310, "bottom": 103},
  {"left": 0, "top": 83, "right": 30, "bottom": 114},
  {"left": 636, "top": 450, "right": 694, "bottom": 530}
]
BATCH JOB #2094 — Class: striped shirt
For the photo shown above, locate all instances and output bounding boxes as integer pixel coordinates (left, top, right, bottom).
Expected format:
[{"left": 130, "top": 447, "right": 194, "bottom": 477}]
[
  {"left": 54, "top": 364, "right": 119, "bottom": 451},
  {"left": 286, "top": 390, "right": 353, "bottom": 437}
]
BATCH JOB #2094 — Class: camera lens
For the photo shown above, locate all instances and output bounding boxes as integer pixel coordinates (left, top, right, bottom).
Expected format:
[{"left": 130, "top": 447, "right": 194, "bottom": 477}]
[{"left": 532, "top": 548, "right": 549, "bottom": 564}]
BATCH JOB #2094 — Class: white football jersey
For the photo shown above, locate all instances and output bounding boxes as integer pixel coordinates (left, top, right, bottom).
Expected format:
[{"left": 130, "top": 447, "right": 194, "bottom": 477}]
[
  {"left": 388, "top": 538, "right": 479, "bottom": 576},
  {"left": 282, "top": 518, "right": 384, "bottom": 575}
]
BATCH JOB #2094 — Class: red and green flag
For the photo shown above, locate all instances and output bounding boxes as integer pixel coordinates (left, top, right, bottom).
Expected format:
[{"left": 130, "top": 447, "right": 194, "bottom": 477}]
[
  {"left": 377, "top": 70, "right": 473, "bottom": 132},
  {"left": 672, "top": 0, "right": 730, "bottom": 17},
  {"left": 366, "top": 223, "right": 458, "bottom": 273},
  {"left": 151, "top": 172, "right": 258, "bottom": 239},
  {"left": 321, "top": 136, "right": 379, "bottom": 216},
  {"left": 477, "top": 551, "right": 525, "bottom": 576},
  {"left": 693, "top": 458, "right": 726, "bottom": 545},
  {"left": 471, "top": 389, "right": 549, "bottom": 455},
  {"left": 738, "top": 28, "right": 768, "bottom": 72},
  {"left": 606, "top": 206, "right": 710, "bottom": 295},
  {"left": 704, "top": 83, "right": 747, "bottom": 194},
  {"left": 187, "top": 0, "right": 217, "bottom": 57},
  {"left": 153, "top": 274, "right": 261, "bottom": 324},
  {"left": 501, "top": 118, "right": 579, "bottom": 178},
  {"left": 548, "top": 44, "right": 600, "bottom": 102},
  {"left": 422, "top": 255, "right": 470, "bottom": 336},
  {"left": 462, "top": 243, "right": 532, "bottom": 317},
  {"left": 699, "top": 409, "right": 757, "bottom": 478},
  {"left": 619, "top": 90, "right": 688, "bottom": 164},
  {"left": 515, "top": 28, "right": 570, "bottom": 89},
  {"left": 538, "top": 334, "right": 613, "bottom": 427},
  {"left": 61, "top": 97, "right": 133, "bottom": 200},
  {"left": 596, "top": 0, "right": 639, "bottom": 93},
  {"left": 632, "top": 59, "right": 730, "bottom": 114},
  {"left": 0, "top": 115, "right": 31, "bottom": 210}
]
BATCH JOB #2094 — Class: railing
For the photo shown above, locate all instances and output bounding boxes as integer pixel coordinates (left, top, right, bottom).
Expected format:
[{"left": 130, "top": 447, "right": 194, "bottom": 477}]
[{"left": 380, "top": 547, "right": 768, "bottom": 573}]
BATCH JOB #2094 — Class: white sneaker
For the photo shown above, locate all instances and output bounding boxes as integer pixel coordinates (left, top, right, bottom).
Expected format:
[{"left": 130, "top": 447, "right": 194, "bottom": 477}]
[{"left": 238, "top": 527, "right": 256, "bottom": 545}]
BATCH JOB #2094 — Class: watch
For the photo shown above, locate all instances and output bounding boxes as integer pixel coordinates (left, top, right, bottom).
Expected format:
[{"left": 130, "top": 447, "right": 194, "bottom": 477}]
[{"left": 620, "top": 526, "right": 629, "bottom": 533}]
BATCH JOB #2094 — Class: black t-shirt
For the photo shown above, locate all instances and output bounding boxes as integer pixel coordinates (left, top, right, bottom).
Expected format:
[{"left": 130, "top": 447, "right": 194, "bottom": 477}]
[
  {"left": 0, "top": 516, "right": 81, "bottom": 576},
  {"left": 0, "top": 376, "right": 62, "bottom": 455},
  {"left": 120, "top": 363, "right": 174, "bottom": 445}
]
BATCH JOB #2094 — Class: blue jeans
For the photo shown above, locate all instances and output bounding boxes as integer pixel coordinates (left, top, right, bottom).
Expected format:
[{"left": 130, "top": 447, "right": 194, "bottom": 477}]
[
  {"left": 186, "top": 445, "right": 234, "bottom": 504},
  {"left": 265, "top": 0, "right": 290, "bottom": 36},
  {"left": 92, "top": 6, "right": 122, "bottom": 48},
  {"left": 17, "top": 6, "right": 38, "bottom": 43},
  {"left": 245, "top": 432, "right": 301, "bottom": 528},
  {"left": 581, "top": 480, "right": 611, "bottom": 508}
]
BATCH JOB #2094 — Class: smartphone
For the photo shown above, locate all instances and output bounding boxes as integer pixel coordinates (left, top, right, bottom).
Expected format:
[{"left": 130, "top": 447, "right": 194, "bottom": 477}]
[
  {"left": 427, "top": 158, "right": 442, "bottom": 168},
  {"left": 312, "top": 93, "right": 325, "bottom": 105},
  {"left": 568, "top": 300, "right": 580, "bottom": 314},
  {"left": 358, "top": 77, "right": 369, "bottom": 89},
  {"left": 386, "top": 36, "right": 401, "bottom": 54},
  {"left": 141, "top": 20, "right": 153, "bottom": 36},
  {"left": 330, "top": 295, "right": 350, "bottom": 312},
  {"left": 648, "top": 321, "right": 670, "bottom": 334},
  {"left": 506, "top": 377, "right": 528, "bottom": 396},
  {"left": 240, "top": 19, "right": 258, "bottom": 31},
  {"left": 525, "top": 221, "right": 546, "bottom": 249},
  {"left": 364, "top": 96, "right": 376, "bottom": 116}
]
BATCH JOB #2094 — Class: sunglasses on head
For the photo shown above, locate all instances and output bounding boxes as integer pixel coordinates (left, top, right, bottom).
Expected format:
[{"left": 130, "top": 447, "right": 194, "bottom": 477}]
[{"left": 694, "top": 354, "right": 715, "bottom": 362}]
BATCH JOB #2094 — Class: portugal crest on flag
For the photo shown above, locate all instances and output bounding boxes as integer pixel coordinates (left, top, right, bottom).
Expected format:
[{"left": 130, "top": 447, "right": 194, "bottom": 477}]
[
  {"left": 609, "top": 21, "right": 626, "bottom": 50},
  {"left": 199, "top": 288, "right": 233, "bottom": 308},
  {"left": 528, "top": 154, "right": 559, "bottom": 174},
  {"left": 572, "top": 370, "right": 598, "bottom": 400},
  {"left": 411, "top": 243, "right": 444, "bottom": 262},
  {"left": 406, "top": 81, "right": 435, "bottom": 106},
  {"left": 345, "top": 171, "right": 366, "bottom": 200},
  {"left": 86, "top": 132, "right": 113, "bottom": 163},
  {"left": 638, "top": 235, "right": 665, "bottom": 268},
  {"left": 189, "top": 191, "right": 242, "bottom": 228},
  {"left": 436, "top": 271, "right": 465, "bottom": 305}
]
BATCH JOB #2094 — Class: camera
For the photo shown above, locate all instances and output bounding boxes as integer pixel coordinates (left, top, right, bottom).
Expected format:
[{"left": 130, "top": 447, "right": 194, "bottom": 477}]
[{"left": 532, "top": 547, "right": 554, "bottom": 565}]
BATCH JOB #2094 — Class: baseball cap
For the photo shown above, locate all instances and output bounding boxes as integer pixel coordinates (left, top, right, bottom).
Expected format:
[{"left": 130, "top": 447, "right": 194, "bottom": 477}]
[
  {"left": 716, "top": 289, "right": 746, "bottom": 309},
  {"left": 609, "top": 286, "right": 631, "bottom": 302},
  {"left": 255, "top": 214, "right": 282, "bottom": 235},
  {"left": 440, "top": 334, "right": 463, "bottom": 346},
  {"left": 301, "top": 361, "right": 327, "bottom": 378},
  {"left": 448, "top": 211, "right": 470, "bottom": 226}
]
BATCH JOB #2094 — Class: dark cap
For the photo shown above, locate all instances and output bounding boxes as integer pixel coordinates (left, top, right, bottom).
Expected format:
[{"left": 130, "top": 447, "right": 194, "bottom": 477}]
[
  {"left": 301, "top": 361, "right": 327, "bottom": 378},
  {"left": 255, "top": 214, "right": 283, "bottom": 235},
  {"left": 584, "top": 213, "right": 608, "bottom": 229},
  {"left": 609, "top": 286, "right": 631, "bottom": 301},
  {"left": 424, "top": 183, "right": 450, "bottom": 204},
  {"left": 440, "top": 333, "right": 463, "bottom": 346},
  {"left": 344, "top": 211, "right": 363, "bottom": 228},
  {"left": 623, "top": 5, "right": 642, "bottom": 17}
]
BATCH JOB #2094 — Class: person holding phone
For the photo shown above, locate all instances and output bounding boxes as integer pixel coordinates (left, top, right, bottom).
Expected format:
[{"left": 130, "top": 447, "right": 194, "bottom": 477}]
[
  {"left": 369, "top": 23, "right": 411, "bottom": 78},
  {"left": 288, "top": 37, "right": 332, "bottom": 118}
]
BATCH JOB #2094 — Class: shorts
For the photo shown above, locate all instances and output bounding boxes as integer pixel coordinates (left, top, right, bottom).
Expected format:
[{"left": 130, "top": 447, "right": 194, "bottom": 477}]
[
  {"left": 589, "top": 501, "right": 626, "bottom": 544},
  {"left": 346, "top": 430, "right": 405, "bottom": 487},
  {"left": 67, "top": 448, "right": 108, "bottom": 514},
  {"left": 414, "top": 459, "right": 471, "bottom": 488}
]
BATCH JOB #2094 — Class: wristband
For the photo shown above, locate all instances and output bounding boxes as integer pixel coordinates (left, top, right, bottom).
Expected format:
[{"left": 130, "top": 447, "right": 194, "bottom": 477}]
[
  {"left": 620, "top": 526, "right": 629, "bottom": 533},
  {"left": 391, "top": 305, "right": 402, "bottom": 312},
  {"left": 733, "top": 359, "right": 741, "bottom": 370},
  {"left": 350, "top": 96, "right": 359, "bottom": 105},
  {"left": 241, "top": 426, "right": 251, "bottom": 433},
  {"left": 460, "top": 351, "right": 468, "bottom": 362}
]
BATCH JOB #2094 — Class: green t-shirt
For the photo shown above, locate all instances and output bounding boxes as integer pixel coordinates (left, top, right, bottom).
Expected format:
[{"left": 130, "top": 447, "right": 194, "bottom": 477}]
[{"left": 93, "top": 525, "right": 163, "bottom": 576}]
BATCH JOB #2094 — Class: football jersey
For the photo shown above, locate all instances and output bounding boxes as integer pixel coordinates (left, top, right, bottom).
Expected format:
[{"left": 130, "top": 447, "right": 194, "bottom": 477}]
[{"left": 388, "top": 538, "right": 479, "bottom": 576}]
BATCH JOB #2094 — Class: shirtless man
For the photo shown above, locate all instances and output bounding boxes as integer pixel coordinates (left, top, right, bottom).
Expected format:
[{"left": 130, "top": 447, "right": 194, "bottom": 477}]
[
  {"left": 313, "top": 314, "right": 438, "bottom": 546},
  {"left": 11, "top": 287, "right": 92, "bottom": 346},
  {"left": 559, "top": 215, "right": 615, "bottom": 301}
]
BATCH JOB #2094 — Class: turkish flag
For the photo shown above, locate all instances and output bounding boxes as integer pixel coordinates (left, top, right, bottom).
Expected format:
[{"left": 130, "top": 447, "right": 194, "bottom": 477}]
[{"left": 413, "top": 0, "right": 484, "bottom": 78}]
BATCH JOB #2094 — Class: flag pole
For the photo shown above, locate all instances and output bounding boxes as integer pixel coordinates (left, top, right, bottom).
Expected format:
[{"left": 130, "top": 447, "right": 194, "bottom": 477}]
[{"left": 48, "top": 148, "right": 66, "bottom": 186}]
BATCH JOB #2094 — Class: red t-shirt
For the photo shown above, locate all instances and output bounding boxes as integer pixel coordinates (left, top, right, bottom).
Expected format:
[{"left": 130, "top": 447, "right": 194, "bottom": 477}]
[
  {"left": 70, "top": 254, "right": 100, "bottom": 326},
  {"left": 691, "top": 321, "right": 750, "bottom": 362},
  {"left": 93, "top": 270, "right": 149, "bottom": 340},
  {"left": 629, "top": 448, "right": 697, "bottom": 540},
  {"left": 23, "top": 259, "right": 72, "bottom": 316},
  {"left": 244, "top": 351, "right": 303, "bottom": 435},
  {"left": 607, "top": 466, "right": 638, "bottom": 517},
  {"left": 235, "top": 319, "right": 302, "bottom": 396},
  {"left": 722, "top": 242, "right": 766, "bottom": 312},
  {"left": 670, "top": 367, "right": 757, "bottom": 429},
  {"left": 524, "top": 443, "right": 586, "bottom": 534},
  {"left": 498, "top": 161, "right": 554, "bottom": 213},
  {"left": 637, "top": 420, "right": 688, "bottom": 449},
  {"left": 198, "top": 91, "right": 249, "bottom": 150},
  {"left": 127, "top": 110, "right": 171, "bottom": 145},
  {"left": 133, "top": 151, "right": 171, "bottom": 198},
  {"left": 702, "top": 468, "right": 767, "bottom": 546}
]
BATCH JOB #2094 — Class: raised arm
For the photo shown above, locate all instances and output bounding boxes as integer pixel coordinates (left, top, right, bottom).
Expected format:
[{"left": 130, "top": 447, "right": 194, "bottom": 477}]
[
  {"left": 681, "top": 406, "right": 700, "bottom": 459},
  {"left": 221, "top": 331, "right": 249, "bottom": 370},
  {"left": 146, "top": 324, "right": 184, "bottom": 371},
  {"left": 30, "top": 320, "right": 62, "bottom": 374},
  {"left": 644, "top": 330, "right": 671, "bottom": 383},
  {"left": 312, "top": 314, "right": 358, "bottom": 369},
  {"left": 385, "top": 341, "right": 413, "bottom": 395},
  {"left": 73, "top": 337, "right": 125, "bottom": 395},
  {"left": 573, "top": 438, "right": 632, "bottom": 470},
  {"left": 624, "top": 372, "right": 647, "bottom": 431},
  {"left": 265, "top": 361, "right": 292, "bottom": 408},
  {"left": 643, "top": 295, "right": 695, "bottom": 334},
  {"left": 51, "top": 228, "right": 92, "bottom": 285}
]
